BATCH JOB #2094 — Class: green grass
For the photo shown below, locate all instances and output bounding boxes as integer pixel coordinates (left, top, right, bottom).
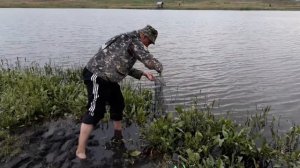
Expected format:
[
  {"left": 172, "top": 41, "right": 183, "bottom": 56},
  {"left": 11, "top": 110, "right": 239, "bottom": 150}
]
[
  {"left": 0, "top": 0, "right": 300, "bottom": 10},
  {"left": 0, "top": 130, "right": 21, "bottom": 158}
]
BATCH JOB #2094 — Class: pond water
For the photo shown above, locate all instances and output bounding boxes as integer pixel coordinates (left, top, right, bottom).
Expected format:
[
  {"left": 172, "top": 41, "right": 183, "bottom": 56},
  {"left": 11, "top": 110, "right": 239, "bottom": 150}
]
[{"left": 1, "top": 8, "right": 300, "bottom": 128}]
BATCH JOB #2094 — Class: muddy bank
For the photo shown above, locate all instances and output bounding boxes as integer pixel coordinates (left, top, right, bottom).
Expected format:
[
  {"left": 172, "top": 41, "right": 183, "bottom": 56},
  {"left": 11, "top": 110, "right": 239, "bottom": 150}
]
[{"left": 0, "top": 118, "right": 158, "bottom": 168}]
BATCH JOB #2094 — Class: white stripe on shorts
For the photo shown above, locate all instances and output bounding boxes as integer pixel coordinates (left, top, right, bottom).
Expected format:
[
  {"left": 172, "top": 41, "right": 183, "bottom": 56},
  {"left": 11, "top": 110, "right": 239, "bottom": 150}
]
[{"left": 88, "top": 74, "right": 99, "bottom": 116}]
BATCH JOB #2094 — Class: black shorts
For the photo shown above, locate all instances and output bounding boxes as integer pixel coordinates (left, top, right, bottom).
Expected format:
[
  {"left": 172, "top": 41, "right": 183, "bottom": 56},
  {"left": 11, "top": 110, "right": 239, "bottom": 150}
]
[{"left": 81, "top": 68, "right": 125, "bottom": 126}]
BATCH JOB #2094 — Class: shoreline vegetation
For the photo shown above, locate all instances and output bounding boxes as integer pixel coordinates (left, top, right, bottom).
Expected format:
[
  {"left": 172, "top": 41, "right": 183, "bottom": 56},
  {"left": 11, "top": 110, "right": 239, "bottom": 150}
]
[
  {"left": 0, "top": 62, "right": 299, "bottom": 167},
  {"left": 1, "top": 0, "right": 300, "bottom": 10}
]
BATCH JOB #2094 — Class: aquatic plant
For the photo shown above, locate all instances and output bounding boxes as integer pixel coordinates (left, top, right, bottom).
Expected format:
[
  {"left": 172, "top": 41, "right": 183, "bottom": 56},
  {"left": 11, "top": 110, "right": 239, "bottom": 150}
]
[
  {"left": 121, "top": 81, "right": 152, "bottom": 126},
  {"left": 0, "top": 64, "right": 86, "bottom": 129},
  {"left": 142, "top": 103, "right": 300, "bottom": 167}
]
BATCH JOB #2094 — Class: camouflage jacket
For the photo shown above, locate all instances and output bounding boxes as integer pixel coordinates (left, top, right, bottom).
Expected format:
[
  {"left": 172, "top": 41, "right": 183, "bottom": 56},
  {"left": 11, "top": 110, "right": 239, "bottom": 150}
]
[{"left": 86, "top": 31, "right": 163, "bottom": 83}]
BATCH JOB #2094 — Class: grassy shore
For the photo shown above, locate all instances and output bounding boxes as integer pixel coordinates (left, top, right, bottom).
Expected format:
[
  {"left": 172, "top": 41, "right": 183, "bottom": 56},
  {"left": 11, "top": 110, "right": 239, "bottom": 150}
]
[
  {"left": 0, "top": 62, "right": 152, "bottom": 158},
  {"left": 1, "top": 0, "right": 300, "bottom": 10},
  {"left": 0, "top": 62, "right": 299, "bottom": 167}
]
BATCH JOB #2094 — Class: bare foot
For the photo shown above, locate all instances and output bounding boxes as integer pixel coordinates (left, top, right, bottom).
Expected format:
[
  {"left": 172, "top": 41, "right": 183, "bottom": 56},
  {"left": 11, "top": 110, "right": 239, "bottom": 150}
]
[{"left": 76, "top": 150, "right": 87, "bottom": 160}]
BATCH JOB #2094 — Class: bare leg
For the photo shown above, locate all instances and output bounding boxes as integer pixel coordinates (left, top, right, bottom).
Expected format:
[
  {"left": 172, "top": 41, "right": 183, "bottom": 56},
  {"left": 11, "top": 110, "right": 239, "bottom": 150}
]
[
  {"left": 113, "top": 120, "right": 122, "bottom": 131},
  {"left": 76, "top": 123, "right": 94, "bottom": 159}
]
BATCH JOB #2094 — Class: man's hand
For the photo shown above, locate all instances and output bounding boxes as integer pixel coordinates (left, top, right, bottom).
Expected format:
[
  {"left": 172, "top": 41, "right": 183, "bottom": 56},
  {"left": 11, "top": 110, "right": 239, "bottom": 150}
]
[{"left": 143, "top": 72, "right": 155, "bottom": 81}]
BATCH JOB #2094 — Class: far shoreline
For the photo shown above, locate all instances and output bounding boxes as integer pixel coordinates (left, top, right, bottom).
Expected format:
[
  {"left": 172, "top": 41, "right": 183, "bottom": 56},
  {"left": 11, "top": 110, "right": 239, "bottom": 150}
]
[
  {"left": 2, "top": 7, "right": 300, "bottom": 11},
  {"left": 1, "top": 0, "right": 300, "bottom": 11},
  {"left": 2, "top": 9, "right": 300, "bottom": 13}
]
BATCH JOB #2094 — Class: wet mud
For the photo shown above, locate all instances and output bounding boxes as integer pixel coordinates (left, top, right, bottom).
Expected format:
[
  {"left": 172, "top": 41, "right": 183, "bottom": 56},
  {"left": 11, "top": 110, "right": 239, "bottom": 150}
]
[{"left": 0, "top": 118, "right": 158, "bottom": 168}]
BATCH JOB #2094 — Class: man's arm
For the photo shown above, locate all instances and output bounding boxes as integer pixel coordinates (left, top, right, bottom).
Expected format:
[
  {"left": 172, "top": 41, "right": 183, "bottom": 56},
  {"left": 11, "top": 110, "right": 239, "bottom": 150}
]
[
  {"left": 130, "top": 42, "right": 163, "bottom": 73},
  {"left": 128, "top": 68, "right": 156, "bottom": 81},
  {"left": 128, "top": 68, "right": 144, "bottom": 79}
]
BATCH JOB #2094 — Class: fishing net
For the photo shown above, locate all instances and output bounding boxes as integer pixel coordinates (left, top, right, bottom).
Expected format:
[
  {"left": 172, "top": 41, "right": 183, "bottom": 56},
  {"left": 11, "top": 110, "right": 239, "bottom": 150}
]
[{"left": 153, "top": 74, "right": 167, "bottom": 116}]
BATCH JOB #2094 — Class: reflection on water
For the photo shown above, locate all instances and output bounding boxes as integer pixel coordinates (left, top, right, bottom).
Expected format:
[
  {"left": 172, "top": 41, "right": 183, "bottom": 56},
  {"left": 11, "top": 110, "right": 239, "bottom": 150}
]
[{"left": 1, "top": 9, "right": 300, "bottom": 126}]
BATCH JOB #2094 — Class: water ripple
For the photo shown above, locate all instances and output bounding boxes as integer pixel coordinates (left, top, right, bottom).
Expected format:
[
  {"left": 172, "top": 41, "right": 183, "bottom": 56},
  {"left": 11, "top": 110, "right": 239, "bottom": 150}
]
[{"left": 1, "top": 9, "right": 300, "bottom": 127}]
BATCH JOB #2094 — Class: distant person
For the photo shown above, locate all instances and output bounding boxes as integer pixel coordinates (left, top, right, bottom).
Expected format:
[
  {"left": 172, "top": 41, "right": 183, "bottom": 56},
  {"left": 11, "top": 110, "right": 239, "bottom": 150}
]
[{"left": 76, "top": 25, "right": 163, "bottom": 159}]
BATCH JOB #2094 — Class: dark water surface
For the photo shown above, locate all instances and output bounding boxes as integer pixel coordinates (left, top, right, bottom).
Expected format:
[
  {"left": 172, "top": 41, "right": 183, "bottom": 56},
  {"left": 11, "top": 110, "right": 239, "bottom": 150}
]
[{"left": 1, "top": 9, "right": 300, "bottom": 128}]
